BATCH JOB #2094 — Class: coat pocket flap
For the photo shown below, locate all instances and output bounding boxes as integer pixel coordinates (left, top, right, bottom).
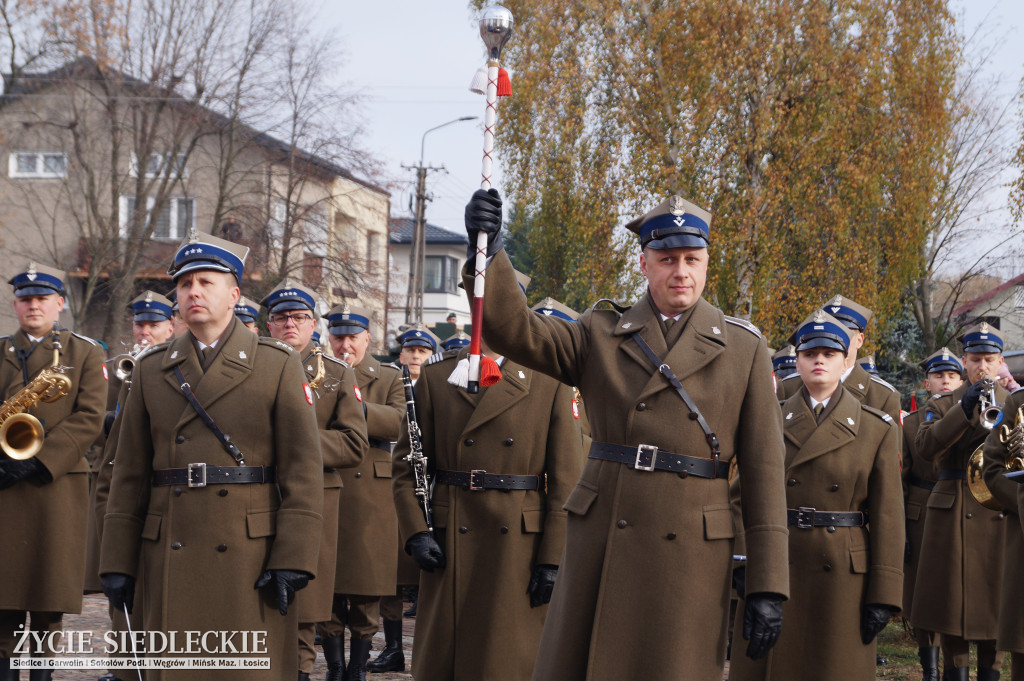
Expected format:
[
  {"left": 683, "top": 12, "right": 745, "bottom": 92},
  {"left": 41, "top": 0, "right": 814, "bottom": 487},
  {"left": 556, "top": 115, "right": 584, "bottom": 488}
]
[
  {"left": 246, "top": 511, "right": 277, "bottom": 538},
  {"left": 926, "top": 491, "right": 956, "bottom": 510},
  {"left": 905, "top": 500, "right": 922, "bottom": 521},
  {"left": 373, "top": 460, "right": 392, "bottom": 479},
  {"left": 522, "top": 508, "right": 544, "bottom": 533},
  {"left": 850, "top": 546, "right": 868, "bottom": 574},
  {"left": 141, "top": 513, "right": 162, "bottom": 541},
  {"left": 703, "top": 503, "right": 735, "bottom": 540},
  {"left": 563, "top": 483, "right": 598, "bottom": 516}
]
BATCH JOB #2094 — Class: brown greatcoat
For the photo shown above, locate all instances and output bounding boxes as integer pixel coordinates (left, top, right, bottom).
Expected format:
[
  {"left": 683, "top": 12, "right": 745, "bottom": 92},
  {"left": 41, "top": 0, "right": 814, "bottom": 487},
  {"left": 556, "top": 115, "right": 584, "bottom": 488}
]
[
  {"left": 100, "top": 319, "right": 324, "bottom": 681},
  {"left": 334, "top": 355, "right": 404, "bottom": 596},
  {"left": 911, "top": 381, "right": 1009, "bottom": 639},
  {"left": 776, "top": 363, "right": 902, "bottom": 424},
  {"left": 983, "top": 387, "right": 1024, "bottom": 653},
  {"left": 469, "top": 252, "right": 790, "bottom": 681},
  {"left": 0, "top": 329, "right": 106, "bottom": 613},
  {"left": 730, "top": 388, "right": 904, "bottom": 681},
  {"left": 295, "top": 344, "right": 368, "bottom": 622},
  {"left": 84, "top": 364, "right": 124, "bottom": 592},
  {"left": 392, "top": 348, "right": 584, "bottom": 681},
  {"left": 901, "top": 408, "right": 940, "bottom": 619}
]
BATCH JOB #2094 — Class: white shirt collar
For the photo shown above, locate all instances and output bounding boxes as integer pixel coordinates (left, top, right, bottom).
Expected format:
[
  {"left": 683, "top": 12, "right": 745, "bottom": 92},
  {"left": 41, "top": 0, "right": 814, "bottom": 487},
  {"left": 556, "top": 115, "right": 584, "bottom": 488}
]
[
  {"left": 810, "top": 395, "right": 830, "bottom": 411},
  {"left": 840, "top": 365, "right": 853, "bottom": 383}
]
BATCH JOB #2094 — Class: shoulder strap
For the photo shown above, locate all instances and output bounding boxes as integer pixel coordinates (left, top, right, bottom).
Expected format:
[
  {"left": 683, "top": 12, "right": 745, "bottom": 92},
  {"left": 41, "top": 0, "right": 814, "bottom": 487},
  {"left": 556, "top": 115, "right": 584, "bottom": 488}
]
[
  {"left": 631, "top": 333, "right": 722, "bottom": 469},
  {"left": 173, "top": 365, "right": 246, "bottom": 466}
]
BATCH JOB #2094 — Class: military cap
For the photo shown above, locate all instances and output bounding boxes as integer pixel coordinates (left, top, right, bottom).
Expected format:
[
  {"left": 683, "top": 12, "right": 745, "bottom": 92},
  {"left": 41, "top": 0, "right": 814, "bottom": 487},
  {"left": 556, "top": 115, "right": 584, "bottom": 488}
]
[
  {"left": 311, "top": 331, "right": 321, "bottom": 346},
  {"left": 625, "top": 195, "right": 711, "bottom": 250},
  {"left": 167, "top": 232, "right": 249, "bottom": 282},
  {"left": 441, "top": 330, "right": 471, "bottom": 351},
  {"left": 261, "top": 282, "right": 317, "bottom": 314},
  {"left": 8, "top": 262, "right": 64, "bottom": 297},
  {"left": 532, "top": 297, "right": 579, "bottom": 321},
  {"left": 771, "top": 345, "right": 797, "bottom": 373},
  {"left": 820, "top": 295, "right": 872, "bottom": 332},
  {"left": 128, "top": 290, "right": 173, "bottom": 322},
  {"left": 919, "top": 347, "right": 963, "bottom": 375},
  {"left": 399, "top": 324, "right": 440, "bottom": 352},
  {"left": 325, "top": 303, "right": 372, "bottom": 336},
  {"left": 960, "top": 322, "right": 1003, "bottom": 355},
  {"left": 234, "top": 296, "right": 262, "bottom": 324},
  {"left": 858, "top": 355, "right": 879, "bottom": 376},
  {"left": 789, "top": 310, "right": 855, "bottom": 353}
]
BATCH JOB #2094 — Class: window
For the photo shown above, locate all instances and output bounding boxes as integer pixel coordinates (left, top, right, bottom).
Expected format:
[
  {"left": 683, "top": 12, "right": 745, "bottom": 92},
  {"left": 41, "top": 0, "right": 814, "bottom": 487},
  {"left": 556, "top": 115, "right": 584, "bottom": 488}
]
[
  {"left": 1015, "top": 285, "right": 1024, "bottom": 312},
  {"left": 8, "top": 152, "right": 67, "bottom": 178},
  {"left": 424, "top": 255, "right": 460, "bottom": 293},
  {"left": 303, "top": 252, "right": 324, "bottom": 288},
  {"left": 120, "top": 196, "right": 195, "bottom": 239},
  {"left": 366, "top": 231, "right": 380, "bottom": 265},
  {"left": 129, "top": 152, "right": 187, "bottom": 178}
]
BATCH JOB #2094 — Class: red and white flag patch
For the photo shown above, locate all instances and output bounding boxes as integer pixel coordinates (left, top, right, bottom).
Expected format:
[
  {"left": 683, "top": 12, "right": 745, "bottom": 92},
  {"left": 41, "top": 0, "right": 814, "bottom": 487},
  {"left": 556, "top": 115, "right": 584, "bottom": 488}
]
[
  {"left": 354, "top": 385, "right": 363, "bottom": 402},
  {"left": 102, "top": 364, "right": 109, "bottom": 381},
  {"left": 572, "top": 398, "right": 579, "bottom": 420},
  {"left": 303, "top": 382, "right": 314, "bottom": 405}
]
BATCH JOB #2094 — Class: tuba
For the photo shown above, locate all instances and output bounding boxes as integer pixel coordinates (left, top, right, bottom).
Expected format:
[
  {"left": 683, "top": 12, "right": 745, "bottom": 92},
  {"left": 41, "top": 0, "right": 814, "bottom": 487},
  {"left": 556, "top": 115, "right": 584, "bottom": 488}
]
[
  {"left": 967, "top": 405, "right": 1024, "bottom": 510},
  {"left": 0, "top": 323, "right": 73, "bottom": 460}
]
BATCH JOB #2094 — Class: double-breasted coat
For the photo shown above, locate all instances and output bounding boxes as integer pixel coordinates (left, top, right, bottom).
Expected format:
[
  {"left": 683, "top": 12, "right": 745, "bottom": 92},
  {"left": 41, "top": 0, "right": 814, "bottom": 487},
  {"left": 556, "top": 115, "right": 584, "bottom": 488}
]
[
  {"left": 334, "top": 355, "right": 404, "bottom": 597},
  {"left": 294, "top": 342, "right": 368, "bottom": 622},
  {"left": 469, "top": 252, "right": 790, "bottom": 681},
  {"left": 0, "top": 329, "right": 106, "bottom": 614},
  {"left": 911, "top": 381, "right": 1009, "bottom": 640},
  {"left": 729, "top": 388, "right": 904, "bottom": 681},
  {"left": 392, "top": 348, "right": 584, "bottom": 681},
  {"left": 100, "top": 319, "right": 324, "bottom": 680},
  {"left": 982, "top": 387, "right": 1024, "bottom": 653},
  {"left": 777, "top": 363, "right": 902, "bottom": 424},
  {"left": 901, "top": 408, "right": 940, "bottom": 620}
]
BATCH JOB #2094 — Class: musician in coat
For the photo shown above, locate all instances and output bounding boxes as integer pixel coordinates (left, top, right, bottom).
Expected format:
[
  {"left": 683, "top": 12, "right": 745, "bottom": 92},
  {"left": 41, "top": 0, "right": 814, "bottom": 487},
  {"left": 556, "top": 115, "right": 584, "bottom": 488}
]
[
  {"left": 913, "top": 323, "right": 1010, "bottom": 681},
  {"left": 729, "top": 312, "right": 903, "bottom": 681},
  {"left": 99, "top": 234, "right": 324, "bottom": 680},
  {"left": 0, "top": 262, "right": 106, "bottom": 678},
  {"left": 262, "top": 284, "right": 368, "bottom": 681},
  {"left": 902, "top": 349, "right": 963, "bottom": 681},
  {"left": 462, "top": 191, "right": 790, "bottom": 681}
]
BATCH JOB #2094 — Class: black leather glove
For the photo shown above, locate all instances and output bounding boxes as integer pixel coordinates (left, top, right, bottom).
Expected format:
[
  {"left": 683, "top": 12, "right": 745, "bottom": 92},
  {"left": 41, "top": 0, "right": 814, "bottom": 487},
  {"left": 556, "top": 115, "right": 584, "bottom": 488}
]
[
  {"left": 254, "top": 569, "right": 311, "bottom": 616},
  {"left": 961, "top": 380, "right": 986, "bottom": 418},
  {"left": 860, "top": 603, "right": 893, "bottom": 644},
  {"left": 527, "top": 564, "right": 558, "bottom": 608},
  {"left": 101, "top": 573, "right": 136, "bottom": 615},
  {"left": 464, "top": 188, "right": 504, "bottom": 260},
  {"left": 732, "top": 565, "right": 747, "bottom": 599},
  {"left": 406, "top": 531, "right": 445, "bottom": 572},
  {"left": 743, "top": 593, "right": 784, "bottom": 660},
  {"left": 0, "top": 457, "right": 50, "bottom": 490}
]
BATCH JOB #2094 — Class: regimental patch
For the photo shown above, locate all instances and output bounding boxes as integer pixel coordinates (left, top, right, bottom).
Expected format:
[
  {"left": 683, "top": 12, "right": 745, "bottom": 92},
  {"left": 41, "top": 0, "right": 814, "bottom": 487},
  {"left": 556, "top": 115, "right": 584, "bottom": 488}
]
[
  {"left": 303, "top": 383, "right": 313, "bottom": 405},
  {"left": 572, "top": 398, "right": 579, "bottom": 419},
  {"left": 354, "top": 385, "right": 362, "bottom": 402},
  {"left": 925, "top": 411, "right": 934, "bottom": 422},
  {"left": 102, "top": 364, "right": 109, "bottom": 381}
]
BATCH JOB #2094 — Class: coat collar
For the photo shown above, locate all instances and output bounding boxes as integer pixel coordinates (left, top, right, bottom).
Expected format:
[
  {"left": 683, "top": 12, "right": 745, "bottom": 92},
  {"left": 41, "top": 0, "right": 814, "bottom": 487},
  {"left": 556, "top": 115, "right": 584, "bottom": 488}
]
[
  {"left": 843, "top": 363, "right": 872, "bottom": 399},
  {"left": 355, "top": 355, "right": 381, "bottom": 388},
  {"left": 783, "top": 387, "right": 860, "bottom": 469},
  {"left": 461, "top": 353, "right": 531, "bottom": 434},
  {"left": 3, "top": 328, "right": 67, "bottom": 371}
]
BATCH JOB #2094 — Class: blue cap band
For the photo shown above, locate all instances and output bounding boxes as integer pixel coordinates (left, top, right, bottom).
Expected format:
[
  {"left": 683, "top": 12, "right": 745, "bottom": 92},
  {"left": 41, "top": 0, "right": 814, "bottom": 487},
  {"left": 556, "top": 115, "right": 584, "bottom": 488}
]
[
  {"left": 962, "top": 331, "right": 1003, "bottom": 354},
  {"left": 171, "top": 243, "right": 245, "bottom": 281},
  {"left": 639, "top": 212, "right": 710, "bottom": 249},
  {"left": 328, "top": 313, "right": 369, "bottom": 336},
  {"left": 924, "top": 356, "right": 963, "bottom": 374},
  {"left": 132, "top": 299, "right": 173, "bottom": 322},
  {"left": 772, "top": 356, "right": 797, "bottom": 371},
  {"left": 822, "top": 304, "right": 867, "bottom": 331},
  {"left": 234, "top": 304, "right": 259, "bottom": 323},
  {"left": 794, "top": 319, "right": 850, "bottom": 352},
  {"left": 265, "top": 287, "right": 315, "bottom": 313},
  {"left": 399, "top": 330, "right": 437, "bottom": 351},
  {"left": 11, "top": 271, "right": 63, "bottom": 296},
  {"left": 442, "top": 337, "right": 471, "bottom": 351}
]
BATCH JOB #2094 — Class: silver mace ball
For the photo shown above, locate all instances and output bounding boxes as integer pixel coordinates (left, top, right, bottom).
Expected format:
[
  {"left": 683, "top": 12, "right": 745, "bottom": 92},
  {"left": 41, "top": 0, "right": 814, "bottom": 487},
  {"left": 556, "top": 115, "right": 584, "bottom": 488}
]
[{"left": 480, "top": 5, "right": 514, "bottom": 60}]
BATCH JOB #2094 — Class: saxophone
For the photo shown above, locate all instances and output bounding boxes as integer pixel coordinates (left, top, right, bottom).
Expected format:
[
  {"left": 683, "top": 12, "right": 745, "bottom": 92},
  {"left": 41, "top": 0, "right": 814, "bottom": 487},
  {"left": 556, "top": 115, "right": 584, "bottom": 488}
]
[{"left": 0, "top": 323, "right": 73, "bottom": 460}]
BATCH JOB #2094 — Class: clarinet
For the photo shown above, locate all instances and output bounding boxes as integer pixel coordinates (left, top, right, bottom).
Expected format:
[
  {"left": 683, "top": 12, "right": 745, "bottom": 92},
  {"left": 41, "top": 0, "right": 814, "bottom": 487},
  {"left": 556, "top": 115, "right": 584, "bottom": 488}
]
[{"left": 402, "top": 364, "right": 434, "bottom": 534}]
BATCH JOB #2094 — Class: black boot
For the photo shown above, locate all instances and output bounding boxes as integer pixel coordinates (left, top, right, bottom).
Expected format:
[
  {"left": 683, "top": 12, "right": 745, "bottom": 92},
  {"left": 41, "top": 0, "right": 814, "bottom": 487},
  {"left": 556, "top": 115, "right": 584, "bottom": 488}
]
[
  {"left": 403, "top": 587, "right": 418, "bottom": 618},
  {"left": 365, "top": 620, "right": 404, "bottom": 673},
  {"left": 346, "top": 638, "right": 372, "bottom": 681},
  {"left": 977, "top": 668, "right": 1001, "bottom": 681},
  {"left": 0, "top": 658, "right": 19, "bottom": 681},
  {"left": 322, "top": 635, "right": 346, "bottom": 681},
  {"left": 28, "top": 670, "right": 51, "bottom": 681},
  {"left": 919, "top": 646, "right": 940, "bottom": 681},
  {"left": 943, "top": 669, "right": 969, "bottom": 681}
]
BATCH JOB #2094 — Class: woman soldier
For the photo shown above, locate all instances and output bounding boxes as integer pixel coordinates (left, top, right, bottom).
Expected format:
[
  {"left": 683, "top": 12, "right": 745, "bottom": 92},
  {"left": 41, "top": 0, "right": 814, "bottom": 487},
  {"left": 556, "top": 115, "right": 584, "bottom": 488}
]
[{"left": 730, "top": 310, "right": 904, "bottom": 681}]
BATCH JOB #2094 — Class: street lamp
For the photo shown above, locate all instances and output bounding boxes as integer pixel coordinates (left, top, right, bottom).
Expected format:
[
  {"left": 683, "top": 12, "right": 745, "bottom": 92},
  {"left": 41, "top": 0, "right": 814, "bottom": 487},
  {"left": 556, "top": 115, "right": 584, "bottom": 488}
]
[{"left": 404, "top": 115, "right": 478, "bottom": 325}]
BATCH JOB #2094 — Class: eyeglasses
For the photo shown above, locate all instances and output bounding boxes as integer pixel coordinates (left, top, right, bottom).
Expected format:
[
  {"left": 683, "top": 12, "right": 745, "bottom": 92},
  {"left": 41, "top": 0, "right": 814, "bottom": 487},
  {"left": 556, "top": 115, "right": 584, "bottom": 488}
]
[{"left": 268, "top": 313, "right": 314, "bottom": 326}]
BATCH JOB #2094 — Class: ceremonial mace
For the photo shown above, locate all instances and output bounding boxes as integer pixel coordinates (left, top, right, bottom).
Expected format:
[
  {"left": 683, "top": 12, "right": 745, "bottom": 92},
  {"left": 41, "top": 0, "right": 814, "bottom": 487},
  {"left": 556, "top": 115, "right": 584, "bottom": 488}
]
[{"left": 465, "top": 5, "right": 514, "bottom": 394}]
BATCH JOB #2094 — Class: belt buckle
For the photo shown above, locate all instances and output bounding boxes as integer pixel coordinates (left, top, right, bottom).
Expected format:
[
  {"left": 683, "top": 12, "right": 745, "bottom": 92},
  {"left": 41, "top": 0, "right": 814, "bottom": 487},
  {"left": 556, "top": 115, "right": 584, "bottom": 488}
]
[
  {"left": 187, "top": 462, "right": 207, "bottom": 488},
  {"left": 635, "top": 444, "right": 658, "bottom": 472},
  {"left": 469, "top": 469, "right": 486, "bottom": 491},
  {"left": 795, "top": 506, "right": 815, "bottom": 529}
]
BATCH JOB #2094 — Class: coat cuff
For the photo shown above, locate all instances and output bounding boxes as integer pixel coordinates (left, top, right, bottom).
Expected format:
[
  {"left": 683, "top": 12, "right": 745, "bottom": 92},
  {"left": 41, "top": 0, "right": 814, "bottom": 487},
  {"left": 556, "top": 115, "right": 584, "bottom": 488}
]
[
  {"left": 267, "top": 509, "right": 323, "bottom": 576},
  {"left": 866, "top": 565, "right": 904, "bottom": 610},
  {"left": 742, "top": 524, "right": 790, "bottom": 599},
  {"left": 98, "top": 514, "right": 143, "bottom": 577},
  {"left": 536, "top": 510, "right": 567, "bottom": 566}
]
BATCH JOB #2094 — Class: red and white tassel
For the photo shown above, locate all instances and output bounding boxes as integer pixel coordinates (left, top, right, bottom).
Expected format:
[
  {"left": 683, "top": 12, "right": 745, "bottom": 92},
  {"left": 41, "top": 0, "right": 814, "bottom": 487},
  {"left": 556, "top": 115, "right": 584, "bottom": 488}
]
[
  {"left": 497, "top": 67, "right": 511, "bottom": 97},
  {"left": 469, "top": 65, "right": 488, "bottom": 95},
  {"left": 448, "top": 355, "right": 502, "bottom": 388}
]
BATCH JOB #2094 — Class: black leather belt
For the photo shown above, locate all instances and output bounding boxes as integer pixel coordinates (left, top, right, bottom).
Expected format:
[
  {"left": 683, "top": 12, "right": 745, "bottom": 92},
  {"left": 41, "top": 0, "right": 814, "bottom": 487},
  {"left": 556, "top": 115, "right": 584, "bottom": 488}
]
[
  {"left": 787, "top": 507, "right": 865, "bottom": 529},
  {"left": 938, "top": 469, "right": 967, "bottom": 481},
  {"left": 434, "top": 469, "right": 540, "bottom": 491},
  {"left": 153, "top": 464, "right": 276, "bottom": 488},
  {"left": 908, "top": 475, "right": 937, "bottom": 491},
  {"left": 368, "top": 438, "right": 394, "bottom": 453},
  {"left": 588, "top": 442, "right": 729, "bottom": 479}
]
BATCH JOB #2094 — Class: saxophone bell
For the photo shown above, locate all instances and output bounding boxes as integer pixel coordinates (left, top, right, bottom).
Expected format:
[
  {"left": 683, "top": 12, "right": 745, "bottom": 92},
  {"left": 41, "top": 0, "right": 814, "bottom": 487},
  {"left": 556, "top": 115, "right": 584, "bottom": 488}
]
[{"left": 0, "top": 413, "right": 46, "bottom": 460}]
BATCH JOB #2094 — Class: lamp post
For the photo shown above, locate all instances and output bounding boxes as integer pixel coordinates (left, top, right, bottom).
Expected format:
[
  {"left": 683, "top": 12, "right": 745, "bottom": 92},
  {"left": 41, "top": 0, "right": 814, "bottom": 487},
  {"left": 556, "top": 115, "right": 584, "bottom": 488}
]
[{"left": 404, "top": 116, "right": 477, "bottom": 325}]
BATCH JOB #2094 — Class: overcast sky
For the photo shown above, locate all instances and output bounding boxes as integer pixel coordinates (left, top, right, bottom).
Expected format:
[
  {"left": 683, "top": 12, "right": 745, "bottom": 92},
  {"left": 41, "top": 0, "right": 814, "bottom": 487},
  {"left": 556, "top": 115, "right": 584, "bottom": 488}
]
[{"left": 326, "top": 1, "right": 1024, "bottom": 238}]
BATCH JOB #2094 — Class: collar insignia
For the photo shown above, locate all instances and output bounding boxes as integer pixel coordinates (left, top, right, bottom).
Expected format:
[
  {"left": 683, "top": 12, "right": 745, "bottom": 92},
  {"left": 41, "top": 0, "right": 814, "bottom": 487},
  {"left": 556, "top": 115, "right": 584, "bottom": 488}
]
[
  {"left": 622, "top": 322, "right": 632, "bottom": 329},
  {"left": 518, "top": 370, "right": 525, "bottom": 378},
  {"left": 170, "top": 350, "right": 179, "bottom": 359},
  {"left": 847, "top": 417, "right": 855, "bottom": 426},
  {"left": 785, "top": 412, "right": 793, "bottom": 420},
  {"left": 711, "top": 326, "right": 721, "bottom": 335},
  {"left": 239, "top": 350, "right": 247, "bottom": 359}
]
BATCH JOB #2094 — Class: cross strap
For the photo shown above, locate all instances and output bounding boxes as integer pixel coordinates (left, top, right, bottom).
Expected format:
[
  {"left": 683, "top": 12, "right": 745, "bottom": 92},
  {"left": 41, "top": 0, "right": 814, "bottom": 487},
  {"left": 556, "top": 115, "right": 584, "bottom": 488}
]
[{"left": 173, "top": 365, "right": 246, "bottom": 466}]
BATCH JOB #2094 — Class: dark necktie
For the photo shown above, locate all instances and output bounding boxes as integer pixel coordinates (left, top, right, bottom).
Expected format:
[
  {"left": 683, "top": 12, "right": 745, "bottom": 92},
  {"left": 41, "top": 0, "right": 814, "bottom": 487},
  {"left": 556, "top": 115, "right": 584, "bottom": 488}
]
[{"left": 813, "top": 403, "right": 824, "bottom": 420}]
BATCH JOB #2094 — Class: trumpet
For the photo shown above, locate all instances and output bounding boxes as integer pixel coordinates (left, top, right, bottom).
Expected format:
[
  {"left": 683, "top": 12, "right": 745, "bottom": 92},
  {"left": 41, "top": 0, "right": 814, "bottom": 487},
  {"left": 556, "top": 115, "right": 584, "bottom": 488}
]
[
  {"left": 978, "top": 377, "right": 1003, "bottom": 430},
  {"left": 109, "top": 343, "right": 146, "bottom": 384}
]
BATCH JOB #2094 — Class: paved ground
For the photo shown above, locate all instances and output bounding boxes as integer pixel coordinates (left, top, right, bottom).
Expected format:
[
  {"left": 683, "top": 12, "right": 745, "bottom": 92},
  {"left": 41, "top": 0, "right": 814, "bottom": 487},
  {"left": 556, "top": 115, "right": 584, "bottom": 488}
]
[{"left": 38, "top": 594, "right": 416, "bottom": 680}]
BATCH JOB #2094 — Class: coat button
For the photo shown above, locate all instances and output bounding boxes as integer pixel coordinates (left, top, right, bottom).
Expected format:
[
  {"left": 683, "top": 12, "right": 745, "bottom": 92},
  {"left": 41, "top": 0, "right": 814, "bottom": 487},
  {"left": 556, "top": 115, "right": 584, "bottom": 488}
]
[
  {"left": 666, "top": 532, "right": 676, "bottom": 540},
  {"left": 966, "top": 513, "right": 973, "bottom": 519},
  {"left": 464, "top": 438, "right": 474, "bottom": 446},
  {"left": 636, "top": 403, "right": 646, "bottom": 411},
  {"left": 171, "top": 542, "right": 182, "bottom": 550},
  {"left": 504, "top": 438, "right": 514, "bottom": 446},
  {"left": 787, "top": 478, "right": 797, "bottom": 487},
  {"left": 175, "top": 435, "right": 185, "bottom": 444},
  {"left": 823, "top": 563, "right": 831, "bottom": 572},
  {"left": 831, "top": 484, "right": 839, "bottom": 491},
  {"left": 218, "top": 489, "right": 228, "bottom": 497},
  {"left": 617, "top": 519, "right": 628, "bottom": 529},
  {"left": 500, "top": 526, "right": 509, "bottom": 534},
  {"left": 355, "top": 472, "right": 362, "bottom": 478},
  {"left": 217, "top": 544, "right": 227, "bottom": 552},
  {"left": 173, "top": 487, "right": 182, "bottom": 497},
  {"left": 459, "top": 526, "right": 469, "bottom": 534},
  {"left": 827, "top": 526, "right": 836, "bottom": 533}
]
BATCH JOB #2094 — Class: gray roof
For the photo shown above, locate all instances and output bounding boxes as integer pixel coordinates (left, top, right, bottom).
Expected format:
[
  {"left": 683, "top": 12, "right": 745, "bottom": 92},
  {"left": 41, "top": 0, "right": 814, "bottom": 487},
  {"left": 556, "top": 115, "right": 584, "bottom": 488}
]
[{"left": 390, "top": 217, "right": 468, "bottom": 245}]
